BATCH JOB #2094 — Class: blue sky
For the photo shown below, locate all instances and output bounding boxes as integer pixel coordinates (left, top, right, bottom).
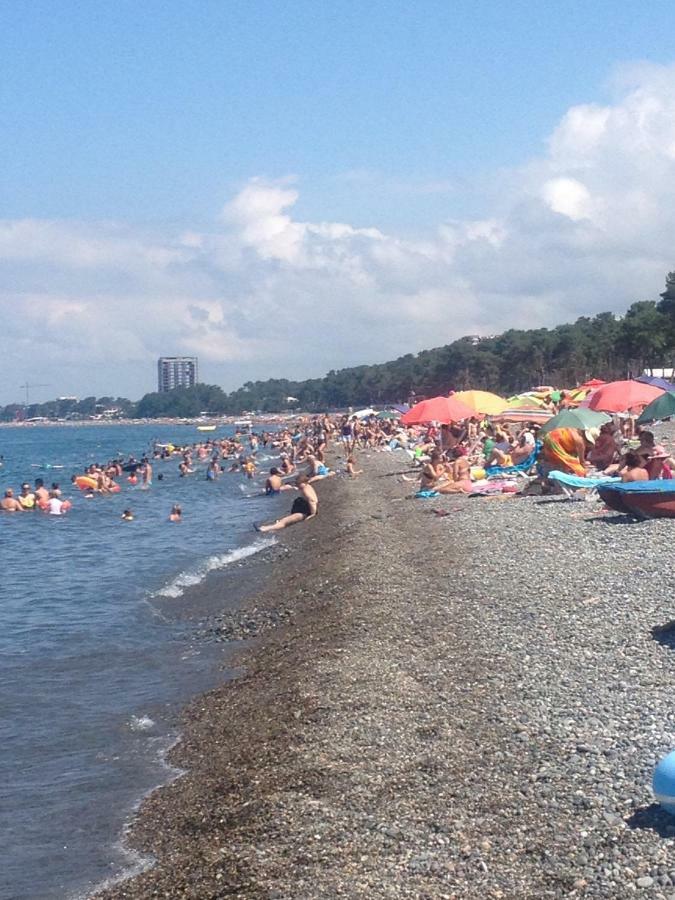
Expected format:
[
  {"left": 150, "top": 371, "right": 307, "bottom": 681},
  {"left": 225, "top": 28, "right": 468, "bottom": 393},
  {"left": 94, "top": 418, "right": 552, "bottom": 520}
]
[
  {"left": 3, "top": 0, "right": 674, "bottom": 228},
  {"left": 2, "top": 1, "right": 675, "bottom": 402}
]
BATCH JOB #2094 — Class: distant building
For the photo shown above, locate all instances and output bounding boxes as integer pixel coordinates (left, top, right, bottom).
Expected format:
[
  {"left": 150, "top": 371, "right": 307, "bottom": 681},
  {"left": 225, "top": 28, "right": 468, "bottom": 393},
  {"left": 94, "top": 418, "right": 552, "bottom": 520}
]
[{"left": 157, "top": 357, "right": 198, "bottom": 393}]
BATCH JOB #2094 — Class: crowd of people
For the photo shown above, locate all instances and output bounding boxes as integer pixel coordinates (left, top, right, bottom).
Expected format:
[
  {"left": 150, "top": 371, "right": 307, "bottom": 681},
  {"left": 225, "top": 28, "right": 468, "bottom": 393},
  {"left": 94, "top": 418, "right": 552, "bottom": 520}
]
[{"left": 2, "top": 409, "right": 673, "bottom": 519}]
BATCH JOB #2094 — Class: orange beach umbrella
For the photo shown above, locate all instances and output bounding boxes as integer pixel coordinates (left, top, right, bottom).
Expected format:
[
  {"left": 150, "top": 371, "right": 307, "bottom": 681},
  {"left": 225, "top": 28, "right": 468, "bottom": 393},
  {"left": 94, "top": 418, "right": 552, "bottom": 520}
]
[
  {"left": 452, "top": 390, "right": 506, "bottom": 416},
  {"left": 401, "top": 395, "right": 475, "bottom": 425}
]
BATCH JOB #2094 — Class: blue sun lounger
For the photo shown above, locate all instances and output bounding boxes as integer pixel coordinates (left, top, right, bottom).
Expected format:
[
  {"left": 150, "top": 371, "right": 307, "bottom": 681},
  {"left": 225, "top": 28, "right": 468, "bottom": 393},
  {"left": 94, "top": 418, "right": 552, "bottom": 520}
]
[{"left": 547, "top": 470, "right": 620, "bottom": 499}]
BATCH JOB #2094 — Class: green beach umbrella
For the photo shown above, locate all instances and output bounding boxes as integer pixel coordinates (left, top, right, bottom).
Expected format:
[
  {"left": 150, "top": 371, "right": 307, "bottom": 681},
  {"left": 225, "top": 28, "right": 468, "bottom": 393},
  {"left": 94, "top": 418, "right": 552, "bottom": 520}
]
[
  {"left": 539, "top": 407, "right": 611, "bottom": 436},
  {"left": 377, "top": 410, "right": 399, "bottom": 420},
  {"left": 637, "top": 391, "right": 675, "bottom": 425}
]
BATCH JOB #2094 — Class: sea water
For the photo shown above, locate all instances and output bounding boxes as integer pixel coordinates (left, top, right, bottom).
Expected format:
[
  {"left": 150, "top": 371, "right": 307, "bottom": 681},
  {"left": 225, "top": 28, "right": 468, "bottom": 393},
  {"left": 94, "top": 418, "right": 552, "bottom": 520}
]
[{"left": 0, "top": 424, "right": 282, "bottom": 900}]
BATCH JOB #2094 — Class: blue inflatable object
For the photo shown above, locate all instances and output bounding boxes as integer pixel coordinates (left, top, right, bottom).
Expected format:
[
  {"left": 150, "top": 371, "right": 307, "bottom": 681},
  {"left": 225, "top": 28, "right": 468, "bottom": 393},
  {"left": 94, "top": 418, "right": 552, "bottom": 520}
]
[{"left": 653, "top": 751, "right": 675, "bottom": 814}]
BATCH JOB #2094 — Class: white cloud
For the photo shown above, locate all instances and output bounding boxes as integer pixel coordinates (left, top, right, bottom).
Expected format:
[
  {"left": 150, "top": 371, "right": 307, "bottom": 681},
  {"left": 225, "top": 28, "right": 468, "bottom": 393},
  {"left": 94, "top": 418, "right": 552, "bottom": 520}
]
[
  {"left": 5, "top": 62, "right": 675, "bottom": 403},
  {"left": 541, "top": 177, "right": 593, "bottom": 220}
]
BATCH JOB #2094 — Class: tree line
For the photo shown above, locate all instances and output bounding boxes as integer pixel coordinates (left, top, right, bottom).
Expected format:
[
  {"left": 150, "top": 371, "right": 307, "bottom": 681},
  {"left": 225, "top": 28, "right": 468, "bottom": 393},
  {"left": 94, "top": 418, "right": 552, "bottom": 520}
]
[{"left": 4, "top": 274, "right": 675, "bottom": 421}]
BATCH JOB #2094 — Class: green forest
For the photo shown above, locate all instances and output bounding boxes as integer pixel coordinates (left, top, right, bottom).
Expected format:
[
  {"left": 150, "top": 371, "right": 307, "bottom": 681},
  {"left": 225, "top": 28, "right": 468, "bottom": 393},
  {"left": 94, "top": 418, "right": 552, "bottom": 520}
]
[{"left": 5, "top": 274, "right": 675, "bottom": 421}]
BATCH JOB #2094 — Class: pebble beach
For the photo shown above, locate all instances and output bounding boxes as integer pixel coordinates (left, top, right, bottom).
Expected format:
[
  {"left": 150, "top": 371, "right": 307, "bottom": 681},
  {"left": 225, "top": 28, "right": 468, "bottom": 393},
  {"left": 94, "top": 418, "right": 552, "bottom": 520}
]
[{"left": 96, "top": 426, "right": 675, "bottom": 899}]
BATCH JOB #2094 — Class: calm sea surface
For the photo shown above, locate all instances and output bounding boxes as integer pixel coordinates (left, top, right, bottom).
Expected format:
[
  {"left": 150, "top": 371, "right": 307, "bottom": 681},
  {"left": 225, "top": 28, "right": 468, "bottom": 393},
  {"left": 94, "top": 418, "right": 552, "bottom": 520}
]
[{"left": 0, "top": 424, "right": 280, "bottom": 900}]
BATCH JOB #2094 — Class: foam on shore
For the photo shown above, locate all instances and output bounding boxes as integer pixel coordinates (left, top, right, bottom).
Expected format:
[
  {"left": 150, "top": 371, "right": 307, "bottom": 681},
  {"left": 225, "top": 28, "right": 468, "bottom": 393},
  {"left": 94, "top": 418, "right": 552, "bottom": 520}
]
[{"left": 152, "top": 538, "right": 276, "bottom": 599}]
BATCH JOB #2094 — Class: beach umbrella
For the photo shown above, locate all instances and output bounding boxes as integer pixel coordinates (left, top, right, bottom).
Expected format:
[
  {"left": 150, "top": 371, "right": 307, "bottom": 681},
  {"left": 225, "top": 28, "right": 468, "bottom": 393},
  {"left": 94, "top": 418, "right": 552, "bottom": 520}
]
[
  {"left": 580, "top": 378, "right": 606, "bottom": 389},
  {"left": 568, "top": 387, "right": 591, "bottom": 403},
  {"left": 401, "top": 395, "right": 475, "bottom": 425},
  {"left": 376, "top": 410, "right": 399, "bottom": 420},
  {"left": 452, "top": 389, "right": 506, "bottom": 416},
  {"left": 539, "top": 408, "right": 611, "bottom": 436},
  {"left": 587, "top": 380, "right": 665, "bottom": 413},
  {"left": 506, "top": 394, "right": 547, "bottom": 409},
  {"left": 492, "top": 409, "right": 553, "bottom": 424},
  {"left": 636, "top": 375, "right": 675, "bottom": 392},
  {"left": 636, "top": 392, "right": 675, "bottom": 425},
  {"left": 391, "top": 403, "right": 410, "bottom": 414}
]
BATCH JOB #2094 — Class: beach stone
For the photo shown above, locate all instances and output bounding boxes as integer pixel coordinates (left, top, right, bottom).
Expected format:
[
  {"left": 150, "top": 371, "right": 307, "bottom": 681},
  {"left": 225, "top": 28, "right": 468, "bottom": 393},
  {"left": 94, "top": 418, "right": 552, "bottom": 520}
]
[{"left": 95, "top": 427, "right": 675, "bottom": 900}]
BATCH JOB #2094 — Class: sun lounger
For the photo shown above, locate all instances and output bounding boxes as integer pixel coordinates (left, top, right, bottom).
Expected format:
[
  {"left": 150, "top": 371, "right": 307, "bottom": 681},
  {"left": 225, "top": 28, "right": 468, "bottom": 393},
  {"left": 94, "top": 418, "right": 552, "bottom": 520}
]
[{"left": 547, "top": 470, "right": 620, "bottom": 499}]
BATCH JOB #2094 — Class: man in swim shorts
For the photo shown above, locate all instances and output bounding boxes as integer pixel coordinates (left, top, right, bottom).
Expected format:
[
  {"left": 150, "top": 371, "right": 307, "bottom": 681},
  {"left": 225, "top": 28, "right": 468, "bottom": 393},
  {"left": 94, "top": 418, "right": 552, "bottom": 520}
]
[{"left": 256, "top": 475, "right": 318, "bottom": 532}]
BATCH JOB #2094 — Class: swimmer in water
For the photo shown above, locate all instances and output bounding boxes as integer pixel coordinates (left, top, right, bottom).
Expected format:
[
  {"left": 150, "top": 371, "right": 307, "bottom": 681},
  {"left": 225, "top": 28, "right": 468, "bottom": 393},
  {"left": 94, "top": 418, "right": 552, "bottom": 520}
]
[
  {"left": 169, "top": 504, "right": 182, "bottom": 522},
  {"left": 121, "top": 509, "right": 134, "bottom": 521},
  {"left": 264, "top": 467, "right": 295, "bottom": 495},
  {"left": 18, "top": 483, "right": 36, "bottom": 510},
  {"left": 1, "top": 488, "right": 24, "bottom": 512},
  {"left": 46, "top": 490, "right": 67, "bottom": 516},
  {"left": 141, "top": 458, "right": 152, "bottom": 488},
  {"left": 34, "top": 478, "right": 49, "bottom": 505}
]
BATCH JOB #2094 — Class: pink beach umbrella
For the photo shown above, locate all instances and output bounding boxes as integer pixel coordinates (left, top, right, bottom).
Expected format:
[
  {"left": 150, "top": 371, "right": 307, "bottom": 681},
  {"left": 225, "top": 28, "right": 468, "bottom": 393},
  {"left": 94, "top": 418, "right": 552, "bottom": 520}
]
[
  {"left": 401, "top": 395, "right": 476, "bottom": 425},
  {"left": 587, "top": 379, "right": 665, "bottom": 414}
]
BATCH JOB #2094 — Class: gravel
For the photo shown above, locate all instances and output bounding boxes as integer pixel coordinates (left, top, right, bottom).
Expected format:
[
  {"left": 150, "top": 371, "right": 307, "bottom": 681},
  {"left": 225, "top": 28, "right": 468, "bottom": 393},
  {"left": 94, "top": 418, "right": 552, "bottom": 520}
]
[{"left": 95, "top": 425, "right": 675, "bottom": 899}]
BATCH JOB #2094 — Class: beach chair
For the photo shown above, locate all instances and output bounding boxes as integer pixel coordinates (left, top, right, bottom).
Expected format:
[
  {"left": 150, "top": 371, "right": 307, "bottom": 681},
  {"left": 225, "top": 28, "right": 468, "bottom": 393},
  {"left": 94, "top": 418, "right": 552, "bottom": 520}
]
[{"left": 546, "top": 470, "right": 621, "bottom": 500}]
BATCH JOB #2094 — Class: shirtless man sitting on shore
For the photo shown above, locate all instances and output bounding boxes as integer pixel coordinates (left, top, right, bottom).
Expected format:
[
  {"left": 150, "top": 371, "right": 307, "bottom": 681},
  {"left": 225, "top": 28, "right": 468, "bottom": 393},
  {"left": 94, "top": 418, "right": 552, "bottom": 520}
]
[
  {"left": 1, "top": 488, "right": 24, "bottom": 512},
  {"left": 256, "top": 475, "right": 318, "bottom": 532}
]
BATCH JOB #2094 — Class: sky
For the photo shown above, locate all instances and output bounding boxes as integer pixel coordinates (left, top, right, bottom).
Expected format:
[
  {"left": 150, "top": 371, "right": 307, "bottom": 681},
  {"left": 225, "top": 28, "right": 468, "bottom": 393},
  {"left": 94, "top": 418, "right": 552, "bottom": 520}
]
[{"left": 2, "top": 1, "right": 675, "bottom": 404}]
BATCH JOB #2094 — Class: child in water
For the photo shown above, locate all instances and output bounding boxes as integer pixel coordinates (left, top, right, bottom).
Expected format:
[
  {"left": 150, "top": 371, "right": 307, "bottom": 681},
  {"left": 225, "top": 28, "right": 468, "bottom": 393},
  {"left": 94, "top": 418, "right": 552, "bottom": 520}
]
[{"left": 169, "top": 504, "right": 182, "bottom": 522}]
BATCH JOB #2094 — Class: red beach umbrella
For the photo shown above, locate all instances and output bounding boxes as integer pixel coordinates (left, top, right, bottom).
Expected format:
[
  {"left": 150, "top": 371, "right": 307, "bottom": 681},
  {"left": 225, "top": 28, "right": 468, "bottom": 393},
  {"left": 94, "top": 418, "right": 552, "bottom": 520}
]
[
  {"left": 587, "top": 379, "right": 665, "bottom": 413},
  {"left": 401, "top": 395, "right": 476, "bottom": 425}
]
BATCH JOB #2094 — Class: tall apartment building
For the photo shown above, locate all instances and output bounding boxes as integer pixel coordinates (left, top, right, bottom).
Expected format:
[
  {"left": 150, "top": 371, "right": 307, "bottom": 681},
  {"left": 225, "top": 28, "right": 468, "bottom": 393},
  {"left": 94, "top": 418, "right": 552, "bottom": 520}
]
[{"left": 157, "top": 356, "right": 198, "bottom": 392}]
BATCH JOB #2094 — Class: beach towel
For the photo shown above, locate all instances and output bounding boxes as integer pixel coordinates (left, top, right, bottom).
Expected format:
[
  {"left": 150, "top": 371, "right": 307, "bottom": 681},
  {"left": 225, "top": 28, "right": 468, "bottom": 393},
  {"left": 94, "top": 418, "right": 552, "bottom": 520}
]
[
  {"left": 541, "top": 429, "right": 586, "bottom": 477},
  {"left": 415, "top": 489, "right": 440, "bottom": 499},
  {"left": 547, "top": 471, "right": 621, "bottom": 490},
  {"left": 485, "top": 442, "right": 541, "bottom": 477}
]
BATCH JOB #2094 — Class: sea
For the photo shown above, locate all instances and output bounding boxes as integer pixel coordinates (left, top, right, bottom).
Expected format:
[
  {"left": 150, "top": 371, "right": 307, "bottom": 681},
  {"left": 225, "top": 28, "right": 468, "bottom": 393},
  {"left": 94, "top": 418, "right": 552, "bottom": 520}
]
[{"left": 0, "top": 424, "right": 284, "bottom": 900}]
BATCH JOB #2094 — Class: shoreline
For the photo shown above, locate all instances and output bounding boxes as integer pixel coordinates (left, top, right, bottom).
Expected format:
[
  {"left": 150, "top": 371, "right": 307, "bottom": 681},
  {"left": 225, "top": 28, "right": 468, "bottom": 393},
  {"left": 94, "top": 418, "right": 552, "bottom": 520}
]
[
  {"left": 96, "top": 444, "right": 675, "bottom": 898},
  {"left": 0, "top": 417, "right": 291, "bottom": 429}
]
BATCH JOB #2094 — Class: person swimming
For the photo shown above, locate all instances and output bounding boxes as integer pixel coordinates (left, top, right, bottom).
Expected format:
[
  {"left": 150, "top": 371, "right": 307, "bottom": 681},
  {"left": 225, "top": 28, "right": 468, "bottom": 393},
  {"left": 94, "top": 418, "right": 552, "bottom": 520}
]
[
  {"left": 121, "top": 509, "right": 134, "bottom": 521},
  {"left": 265, "top": 467, "right": 283, "bottom": 495},
  {"left": 264, "top": 467, "right": 295, "bottom": 495},
  {"left": 18, "top": 483, "right": 36, "bottom": 510},
  {"left": 169, "top": 504, "right": 182, "bottom": 522}
]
